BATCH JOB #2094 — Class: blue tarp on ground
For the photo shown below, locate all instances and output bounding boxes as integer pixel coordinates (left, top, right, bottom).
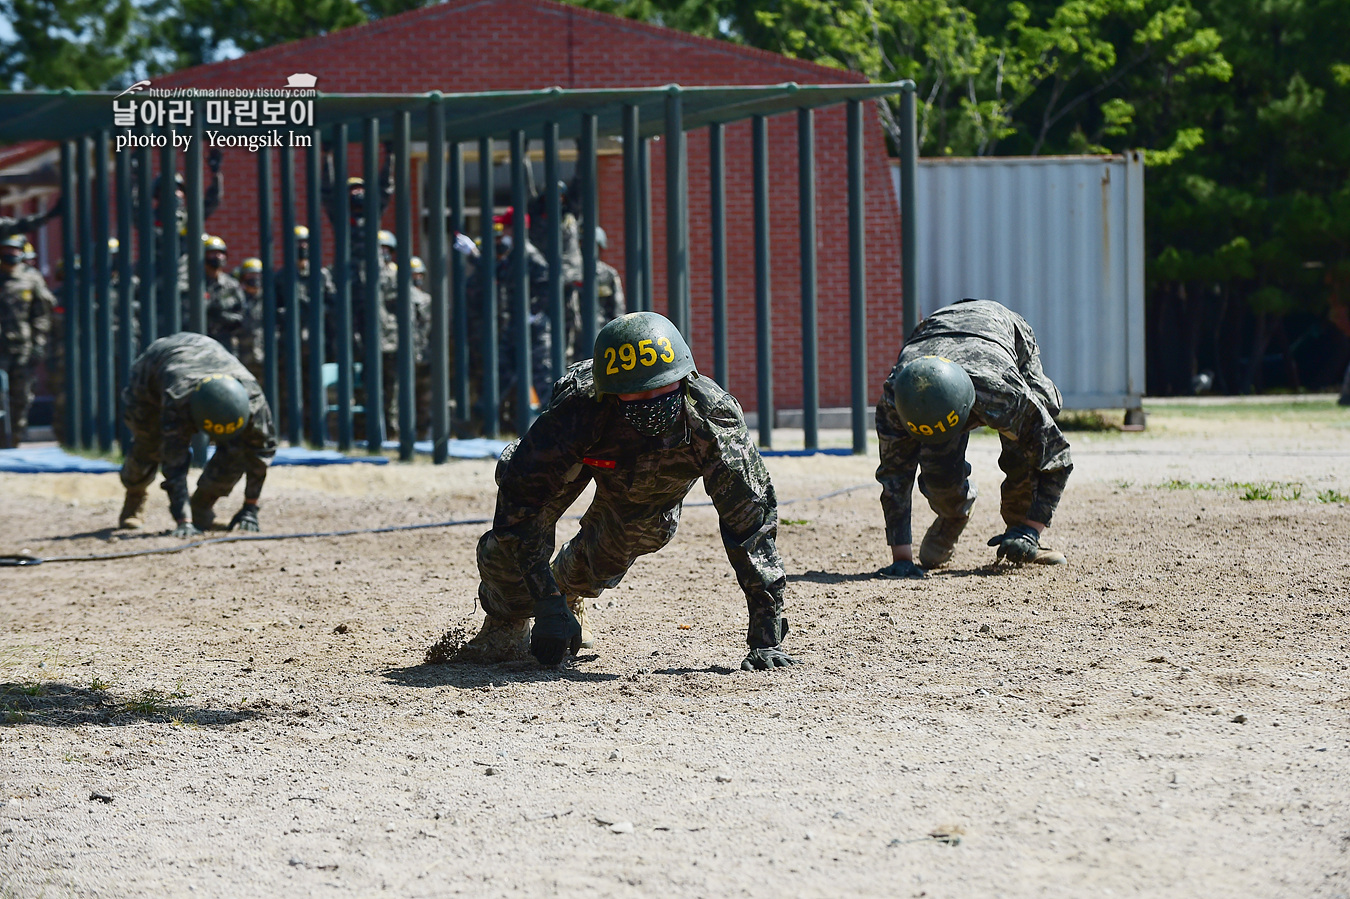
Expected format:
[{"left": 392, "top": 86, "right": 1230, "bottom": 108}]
[{"left": 0, "top": 445, "right": 418, "bottom": 473}]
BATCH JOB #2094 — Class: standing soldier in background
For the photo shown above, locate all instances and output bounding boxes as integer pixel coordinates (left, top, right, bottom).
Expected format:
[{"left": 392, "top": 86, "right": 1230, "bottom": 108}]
[
  {"left": 874, "top": 298, "right": 1073, "bottom": 578},
  {"left": 235, "top": 257, "right": 264, "bottom": 381},
  {"left": 564, "top": 225, "right": 625, "bottom": 363},
  {"left": 447, "top": 311, "right": 796, "bottom": 672},
  {"left": 407, "top": 256, "right": 434, "bottom": 439},
  {"left": 0, "top": 234, "right": 56, "bottom": 446},
  {"left": 117, "top": 332, "right": 276, "bottom": 537},
  {"left": 190, "top": 235, "right": 247, "bottom": 360},
  {"left": 275, "top": 224, "right": 336, "bottom": 430}
]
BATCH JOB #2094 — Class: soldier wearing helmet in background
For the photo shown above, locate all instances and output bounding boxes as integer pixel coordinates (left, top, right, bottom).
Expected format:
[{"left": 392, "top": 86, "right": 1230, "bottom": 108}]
[
  {"left": 448, "top": 311, "right": 796, "bottom": 672},
  {"left": 275, "top": 224, "right": 336, "bottom": 407},
  {"left": 874, "top": 298, "right": 1072, "bottom": 579},
  {"left": 117, "top": 332, "right": 276, "bottom": 538},
  {"left": 407, "top": 256, "right": 434, "bottom": 438},
  {"left": 190, "top": 234, "right": 247, "bottom": 359},
  {"left": 235, "top": 257, "right": 265, "bottom": 380},
  {"left": 0, "top": 234, "right": 56, "bottom": 446},
  {"left": 563, "top": 225, "right": 625, "bottom": 362}
]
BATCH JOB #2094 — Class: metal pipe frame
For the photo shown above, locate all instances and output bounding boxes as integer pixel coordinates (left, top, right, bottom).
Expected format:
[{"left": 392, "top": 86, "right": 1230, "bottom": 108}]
[
  {"left": 94, "top": 130, "right": 114, "bottom": 451},
  {"left": 59, "top": 141, "right": 80, "bottom": 448},
  {"left": 76, "top": 136, "right": 95, "bottom": 449},
  {"left": 797, "top": 108, "right": 819, "bottom": 451},
  {"left": 708, "top": 121, "right": 728, "bottom": 388},
  {"left": 543, "top": 122, "right": 565, "bottom": 382},
  {"left": 136, "top": 136, "right": 156, "bottom": 349},
  {"left": 449, "top": 141, "right": 469, "bottom": 430},
  {"left": 115, "top": 146, "right": 134, "bottom": 452},
  {"left": 362, "top": 117, "right": 385, "bottom": 452},
  {"left": 426, "top": 95, "right": 449, "bottom": 464},
  {"left": 159, "top": 140, "right": 179, "bottom": 335},
  {"left": 900, "top": 89, "right": 919, "bottom": 337},
  {"left": 393, "top": 110, "right": 414, "bottom": 459},
  {"left": 279, "top": 148, "right": 301, "bottom": 445},
  {"left": 663, "top": 92, "right": 688, "bottom": 335},
  {"left": 639, "top": 137, "right": 653, "bottom": 314},
  {"left": 847, "top": 100, "right": 868, "bottom": 455},
  {"left": 185, "top": 113, "right": 204, "bottom": 336},
  {"left": 306, "top": 132, "right": 326, "bottom": 445},
  {"left": 752, "top": 115, "right": 773, "bottom": 448},
  {"left": 622, "top": 105, "right": 642, "bottom": 315},
  {"left": 258, "top": 146, "right": 278, "bottom": 418},
  {"left": 509, "top": 130, "right": 532, "bottom": 436},
  {"left": 578, "top": 113, "right": 599, "bottom": 359},
  {"left": 332, "top": 122, "right": 355, "bottom": 450},
  {"left": 478, "top": 136, "right": 499, "bottom": 438}
]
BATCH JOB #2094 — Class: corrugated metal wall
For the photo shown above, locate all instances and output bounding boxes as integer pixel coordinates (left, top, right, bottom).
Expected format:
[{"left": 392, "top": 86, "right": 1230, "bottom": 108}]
[{"left": 895, "top": 153, "right": 1145, "bottom": 411}]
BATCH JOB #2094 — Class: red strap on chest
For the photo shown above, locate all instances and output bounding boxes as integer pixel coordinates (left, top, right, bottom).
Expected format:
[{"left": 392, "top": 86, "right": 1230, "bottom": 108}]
[{"left": 582, "top": 457, "right": 616, "bottom": 469}]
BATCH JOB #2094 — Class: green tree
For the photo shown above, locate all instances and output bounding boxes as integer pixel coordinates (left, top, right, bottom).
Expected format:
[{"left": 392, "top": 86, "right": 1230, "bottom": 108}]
[{"left": 0, "top": 0, "right": 144, "bottom": 89}]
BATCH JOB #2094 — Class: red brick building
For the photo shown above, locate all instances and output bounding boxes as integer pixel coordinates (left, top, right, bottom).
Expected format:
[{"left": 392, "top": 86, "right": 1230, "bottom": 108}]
[{"left": 15, "top": 0, "right": 907, "bottom": 414}]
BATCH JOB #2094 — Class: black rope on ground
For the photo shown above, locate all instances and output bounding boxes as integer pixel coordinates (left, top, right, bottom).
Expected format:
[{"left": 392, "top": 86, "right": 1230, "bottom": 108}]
[{"left": 0, "top": 482, "right": 876, "bottom": 568}]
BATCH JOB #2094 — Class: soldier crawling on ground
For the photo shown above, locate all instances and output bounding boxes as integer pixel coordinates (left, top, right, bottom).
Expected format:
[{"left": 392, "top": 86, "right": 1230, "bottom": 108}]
[
  {"left": 117, "top": 332, "right": 277, "bottom": 538},
  {"left": 437, "top": 311, "right": 796, "bottom": 672},
  {"left": 874, "top": 298, "right": 1073, "bottom": 578}
]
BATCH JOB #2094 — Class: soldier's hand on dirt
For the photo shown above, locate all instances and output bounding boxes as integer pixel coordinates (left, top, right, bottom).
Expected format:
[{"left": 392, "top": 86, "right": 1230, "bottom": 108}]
[
  {"left": 741, "top": 646, "right": 798, "bottom": 671},
  {"left": 988, "top": 524, "right": 1040, "bottom": 563},
  {"left": 229, "top": 504, "right": 260, "bottom": 533},
  {"left": 876, "top": 559, "right": 926, "bottom": 579},
  {"left": 169, "top": 520, "right": 203, "bottom": 539},
  {"left": 530, "top": 595, "right": 583, "bottom": 667}
]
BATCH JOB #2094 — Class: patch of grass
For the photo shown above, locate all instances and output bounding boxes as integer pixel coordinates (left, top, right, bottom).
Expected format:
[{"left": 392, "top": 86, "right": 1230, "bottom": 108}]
[
  {"left": 781, "top": 518, "right": 810, "bottom": 526},
  {"left": 89, "top": 677, "right": 110, "bottom": 692},
  {"left": 1056, "top": 410, "right": 1122, "bottom": 431},
  {"left": 122, "top": 681, "right": 188, "bottom": 717},
  {"left": 1317, "top": 488, "right": 1349, "bottom": 504},
  {"left": 1157, "top": 479, "right": 1305, "bottom": 500}
]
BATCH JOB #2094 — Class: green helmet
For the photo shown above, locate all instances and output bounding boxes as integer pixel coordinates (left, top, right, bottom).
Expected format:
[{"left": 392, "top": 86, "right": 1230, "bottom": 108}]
[
  {"left": 592, "top": 311, "right": 695, "bottom": 397},
  {"left": 894, "top": 355, "right": 975, "bottom": 444},
  {"left": 1, "top": 235, "right": 26, "bottom": 250},
  {"left": 189, "top": 374, "right": 251, "bottom": 440}
]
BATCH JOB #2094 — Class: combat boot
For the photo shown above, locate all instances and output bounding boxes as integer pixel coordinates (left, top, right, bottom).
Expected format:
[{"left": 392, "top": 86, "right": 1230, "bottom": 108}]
[
  {"left": 919, "top": 514, "right": 970, "bottom": 569},
  {"left": 118, "top": 489, "right": 148, "bottom": 529},
  {"left": 566, "top": 595, "right": 594, "bottom": 649},
  {"left": 451, "top": 615, "right": 532, "bottom": 664},
  {"left": 189, "top": 490, "right": 222, "bottom": 531},
  {"left": 1032, "top": 546, "right": 1067, "bottom": 565}
]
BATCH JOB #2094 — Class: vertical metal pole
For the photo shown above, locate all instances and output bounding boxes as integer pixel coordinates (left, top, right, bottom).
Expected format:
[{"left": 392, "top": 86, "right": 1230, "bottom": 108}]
[
  {"left": 752, "top": 115, "right": 773, "bottom": 448},
  {"left": 664, "top": 91, "right": 688, "bottom": 335},
  {"left": 59, "top": 141, "right": 80, "bottom": 448},
  {"left": 900, "top": 89, "right": 919, "bottom": 337},
  {"left": 544, "top": 122, "right": 565, "bottom": 380},
  {"left": 509, "top": 130, "right": 532, "bottom": 436},
  {"left": 450, "top": 141, "right": 469, "bottom": 429},
  {"left": 279, "top": 148, "right": 301, "bottom": 445},
  {"left": 394, "top": 111, "right": 414, "bottom": 459},
  {"left": 708, "top": 121, "right": 728, "bottom": 388},
  {"left": 258, "top": 146, "right": 278, "bottom": 418},
  {"left": 622, "top": 104, "right": 642, "bottom": 314},
  {"left": 159, "top": 141, "right": 180, "bottom": 335},
  {"left": 579, "top": 114, "right": 599, "bottom": 359},
  {"left": 362, "top": 117, "right": 384, "bottom": 452},
  {"left": 639, "top": 137, "right": 653, "bottom": 313},
  {"left": 136, "top": 138, "right": 156, "bottom": 347},
  {"left": 185, "top": 114, "right": 205, "bottom": 336},
  {"left": 798, "top": 108, "right": 819, "bottom": 451},
  {"left": 306, "top": 131, "right": 326, "bottom": 445},
  {"left": 77, "top": 137, "right": 95, "bottom": 449},
  {"left": 115, "top": 146, "right": 134, "bottom": 452},
  {"left": 427, "top": 95, "right": 449, "bottom": 463},
  {"left": 94, "top": 130, "right": 114, "bottom": 451},
  {"left": 332, "top": 122, "right": 354, "bottom": 450},
  {"left": 479, "top": 136, "right": 499, "bottom": 438},
  {"left": 847, "top": 100, "right": 868, "bottom": 455}
]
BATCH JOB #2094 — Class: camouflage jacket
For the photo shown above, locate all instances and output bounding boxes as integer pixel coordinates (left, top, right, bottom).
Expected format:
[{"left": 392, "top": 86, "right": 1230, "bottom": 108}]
[
  {"left": 493, "top": 361, "right": 788, "bottom": 648},
  {"left": 122, "top": 332, "right": 277, "bottom": 521},
  {"left": 0, "top": 264, "right": 56, "bottom": 360},
  {"left": 876, "top": 298, "right": 1072, "bottom": 545}
]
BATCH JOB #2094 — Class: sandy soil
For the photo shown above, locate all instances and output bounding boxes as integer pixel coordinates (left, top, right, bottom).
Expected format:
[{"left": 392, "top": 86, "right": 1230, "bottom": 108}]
[{"left": 1, "top": 404, "right": 1348, "bottom": 898}]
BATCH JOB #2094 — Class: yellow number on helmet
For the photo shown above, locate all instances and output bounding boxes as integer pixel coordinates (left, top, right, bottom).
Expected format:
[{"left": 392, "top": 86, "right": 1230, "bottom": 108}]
[
  {"left": 906, "top": 421, "right": 919, "bottom": 435},
  {"left": 947, "top": 410, "right": 960, "bottom": 426},
  {"left": 638, "top": 339, "right": 657, "bottom": 367},
  {"left": 604, "top": 347, "right": 619, "bottom": 375},
  {"left": 657, "top": 336, "right": 675, "bottom": 363},
  {"left": 918, "top": 424, "right": 934, "bottom": 436},
  {"left": 619, "top": 343, "right": 637, "bottom": 371}
]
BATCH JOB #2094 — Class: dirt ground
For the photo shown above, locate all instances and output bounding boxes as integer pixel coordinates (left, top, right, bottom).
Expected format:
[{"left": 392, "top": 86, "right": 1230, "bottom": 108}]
[{"left": 2, "top": 399, "right": 1348, "bottom": 899}]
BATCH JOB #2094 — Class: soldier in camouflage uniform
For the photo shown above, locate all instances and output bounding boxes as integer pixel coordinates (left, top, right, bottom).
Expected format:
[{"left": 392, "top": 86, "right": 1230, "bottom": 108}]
[
  {"left": 454, "top": 311, "right": 797, "bottom": 671},
  {"left": 0, "top": 235, "right": 56, "bottom": 446},
  {"left": 875, "top": 298, "right": 1072, "bottom": 578},
  {"left": 275, "top": 225, "right": 336, "bottom": 425},
  {"left": 117, "top": 332, "right": 277, "bottom": 538},
  {"left": 182, "top": 235, "right": 248, "bottom": 360},
  {"left": 236, "top": 257, "right": 265, "bottom": 381}
]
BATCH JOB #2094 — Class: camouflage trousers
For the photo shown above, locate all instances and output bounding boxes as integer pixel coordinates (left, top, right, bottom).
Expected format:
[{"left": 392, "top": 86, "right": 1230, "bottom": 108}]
[
  {"left": 914, "top": 430, "right": 1043, "bottom": 529},
  {"left": 119, "top": 404, "right": 255, "bottom": 501},
  {"left": 476, "top": 469, "right": 682, "bottom": 621},
  {"left": 0, "top": 352, "right": 37, "bottom": 443}
]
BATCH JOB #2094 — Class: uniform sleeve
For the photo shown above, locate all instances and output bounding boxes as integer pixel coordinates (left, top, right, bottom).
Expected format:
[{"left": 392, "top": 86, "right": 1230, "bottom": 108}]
[
  {"left": 975, "top": 371, "right": 1073, "bottom": 527},
  {"left": 875, "top": 377, "right": 921, "bottom": 547},
  {"left": 698, "top": 395, "right": 788, "bottom": 649},
  {"left": 241, "top": 400, "right": 278, "bottom": 502},
  {"left": 30, "top": 275, "right": 56, "bottom": 357},
  {"left": 491, "top": 390, "right": 594, "bottom": 604},
  {"left": 1012, "top": 314, "right": 1063, "bottom": 415},
  {"left": 159, "top": 403, "right": 195, "bottom": 522}
]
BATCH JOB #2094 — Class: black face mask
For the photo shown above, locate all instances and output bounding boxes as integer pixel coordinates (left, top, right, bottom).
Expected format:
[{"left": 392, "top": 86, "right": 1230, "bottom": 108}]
[{"left": 620, "top": 388, "right": 685, "bottom": 437}]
